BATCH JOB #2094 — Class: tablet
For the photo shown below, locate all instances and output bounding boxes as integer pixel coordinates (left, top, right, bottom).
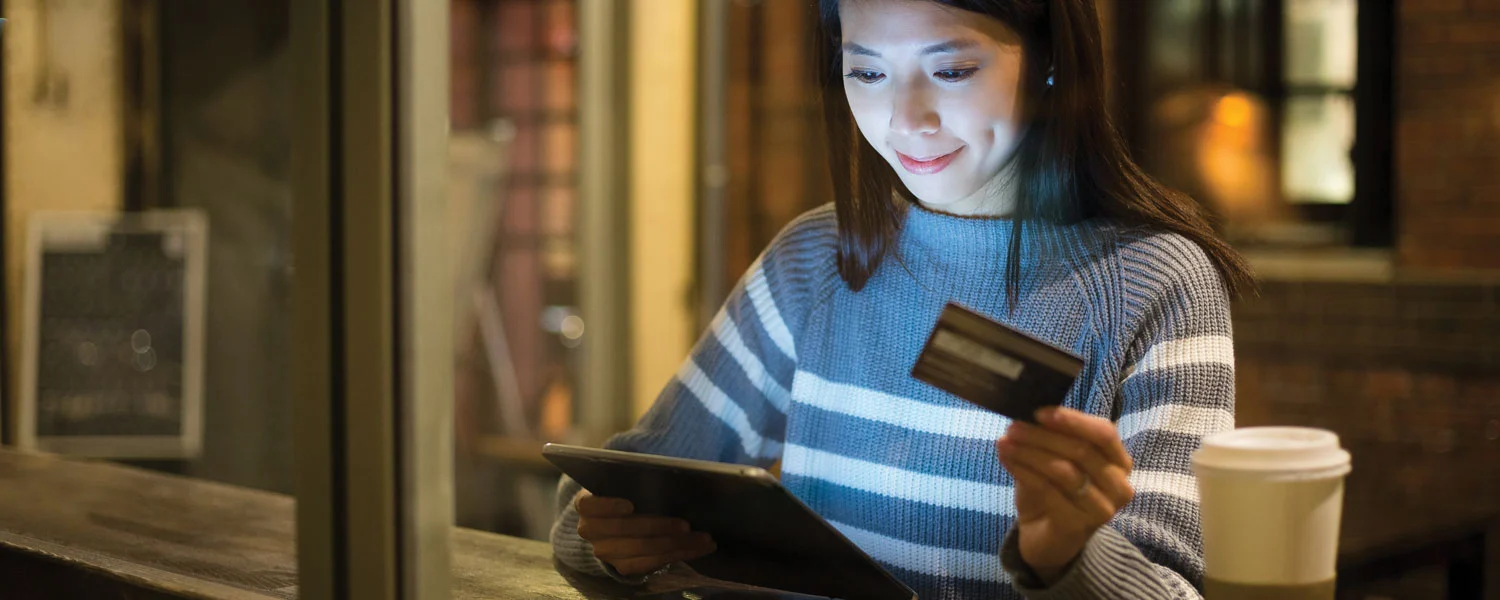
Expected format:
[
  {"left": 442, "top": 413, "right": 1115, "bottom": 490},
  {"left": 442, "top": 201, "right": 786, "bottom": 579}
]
[{"left": 542, "top": 444, "right": 916, "bottom": 600}]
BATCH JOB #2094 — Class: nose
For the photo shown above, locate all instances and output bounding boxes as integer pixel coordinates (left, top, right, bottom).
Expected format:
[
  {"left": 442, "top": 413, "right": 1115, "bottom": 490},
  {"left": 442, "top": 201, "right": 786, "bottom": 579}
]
[{"left": 889, "top": 80, "right": 940, "bottom": 137}]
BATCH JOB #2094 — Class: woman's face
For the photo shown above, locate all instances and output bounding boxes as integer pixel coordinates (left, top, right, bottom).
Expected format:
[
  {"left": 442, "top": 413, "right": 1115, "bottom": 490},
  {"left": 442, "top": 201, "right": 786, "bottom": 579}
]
[{"left": 839, "top": 0, "right": 1027, "bottom": 215}]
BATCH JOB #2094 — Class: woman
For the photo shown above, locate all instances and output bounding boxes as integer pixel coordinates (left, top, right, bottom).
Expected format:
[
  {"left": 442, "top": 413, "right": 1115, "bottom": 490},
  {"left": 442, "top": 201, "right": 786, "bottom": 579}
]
[{"left": 552, "top": 0, "right": 1251, "bottom": 597}]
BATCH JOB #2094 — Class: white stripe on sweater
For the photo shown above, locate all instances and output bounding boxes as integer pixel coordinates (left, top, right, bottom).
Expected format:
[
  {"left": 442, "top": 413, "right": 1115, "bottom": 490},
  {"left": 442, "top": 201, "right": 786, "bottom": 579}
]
[
  {"left": 1124, "top": 335, "right": 1234, "bottom": 379},
  {"left": 710, "top": 308, "right": 791, "bottom": 414},
  {"left": 785, "top": 444, "right": 1197, "bottom": 512},
  {"left": 831, "top": 520, "right": 1007, "bottom": 582},
  {"left": 677, "top": 359, "right": 782, "bottom": 460},
  {"left": 744, "top": 261, "right": 798, "bottom": 361},
  {"left": 1117, "top": 404, "right": 1234, "bottom": 441},
  {"left": 1128, "top": 469, "right": 1199, "bottom": 504},
  {"left": 791, "top": 374, "right": 1202, "bottom": 503},
  {"left": 782, "top": 444, "right": 1015, "bottom": 515},
  {"left": 792, "top": 371, "right": 1011, "bottom": 441}
]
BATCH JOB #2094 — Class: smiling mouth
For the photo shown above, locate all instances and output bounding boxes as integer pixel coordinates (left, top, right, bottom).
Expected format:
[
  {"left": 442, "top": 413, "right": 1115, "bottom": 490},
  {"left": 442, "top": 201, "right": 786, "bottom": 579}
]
[{"left": 895, "top": 148, "right": 964, "bottom": 175}]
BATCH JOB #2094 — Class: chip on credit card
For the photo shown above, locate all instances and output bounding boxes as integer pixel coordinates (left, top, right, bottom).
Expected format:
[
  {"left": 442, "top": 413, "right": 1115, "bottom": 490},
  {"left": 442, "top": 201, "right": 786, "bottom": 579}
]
[{"left": 911, "top": 302, "right": 1085, "bottom": 423}]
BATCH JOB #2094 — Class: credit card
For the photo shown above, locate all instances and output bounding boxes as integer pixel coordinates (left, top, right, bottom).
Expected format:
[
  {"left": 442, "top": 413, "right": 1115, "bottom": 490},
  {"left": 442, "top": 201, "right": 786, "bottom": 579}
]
[{"left": 911, "top": 302, "right": 1084, "bottom": 423}]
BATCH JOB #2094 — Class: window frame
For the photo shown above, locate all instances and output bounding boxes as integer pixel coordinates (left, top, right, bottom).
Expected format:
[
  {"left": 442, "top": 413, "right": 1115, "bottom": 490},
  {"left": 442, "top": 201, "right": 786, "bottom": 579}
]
[
  {"left": 1, "top": 0, "right": 10, "bottom": 447},
  {"left": 289, "top": 0, "right": 454, "bottom": 597}
]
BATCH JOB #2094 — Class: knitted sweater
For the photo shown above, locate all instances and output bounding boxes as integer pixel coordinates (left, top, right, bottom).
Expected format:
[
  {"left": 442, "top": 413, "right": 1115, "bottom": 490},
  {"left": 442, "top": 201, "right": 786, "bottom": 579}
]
[{"left": 552, "top": 203, "right": 1235, "bottom": 599}]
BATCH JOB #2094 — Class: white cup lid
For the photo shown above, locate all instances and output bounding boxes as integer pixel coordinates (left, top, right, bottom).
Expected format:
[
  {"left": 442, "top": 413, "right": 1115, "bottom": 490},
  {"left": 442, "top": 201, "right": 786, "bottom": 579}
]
[{"left": 1192, "top": 427, "right": 1351, "bottom": 476}]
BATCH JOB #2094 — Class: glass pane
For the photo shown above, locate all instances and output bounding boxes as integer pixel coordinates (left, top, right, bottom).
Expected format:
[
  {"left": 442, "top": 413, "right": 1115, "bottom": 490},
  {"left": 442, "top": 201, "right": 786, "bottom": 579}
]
[
  {"left": 3, "top": 0, "right": 300, "bottom": 595},
  {"left": 1282, "top": 94, "right": 1355, "bottom": 204},
  {"left": 451, "top": 0, "right": 584, "bottom": 540},
  {"left": 1147, "top": 0, "right": 1208, "bottom": 89},
  {"left": 1285, "top": 0, "right": 1358, "bottom": 88},
  {"left": 722, "top": 0, "right": 831, "bottom": 283}
]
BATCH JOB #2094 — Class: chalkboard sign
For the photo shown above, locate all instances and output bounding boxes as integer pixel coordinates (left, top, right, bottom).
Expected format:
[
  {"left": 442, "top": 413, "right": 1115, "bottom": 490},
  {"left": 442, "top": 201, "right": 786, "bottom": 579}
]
[{"left": 18, "top": 211, "right": 207, "bottom": 458}]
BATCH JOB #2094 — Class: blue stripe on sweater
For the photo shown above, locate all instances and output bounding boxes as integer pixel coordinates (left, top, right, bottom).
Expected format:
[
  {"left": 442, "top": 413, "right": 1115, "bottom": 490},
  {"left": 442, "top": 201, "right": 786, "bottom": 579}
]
[
  {"left": 1122, "top": 429, "right": 1209, "bottom": 475},
  {"left": 691, "top": 333, "right": 788, "bottom": 438},
  {"left": 609, "top": 379, "right": 779, "bottom": 465},
  {"left": 725, "top": 295, "right": 798, "bottom": 396}
]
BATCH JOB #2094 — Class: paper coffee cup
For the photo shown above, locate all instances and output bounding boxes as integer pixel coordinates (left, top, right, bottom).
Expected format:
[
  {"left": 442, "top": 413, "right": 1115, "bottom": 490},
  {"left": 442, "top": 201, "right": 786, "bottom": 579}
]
[{"left": 1191, "top": 427, "right": 1351, "bottom": 600}]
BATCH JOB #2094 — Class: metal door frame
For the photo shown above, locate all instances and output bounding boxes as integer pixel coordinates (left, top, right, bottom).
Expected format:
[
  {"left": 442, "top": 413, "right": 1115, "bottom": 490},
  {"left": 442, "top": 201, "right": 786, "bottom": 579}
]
[{"left": 289, "top": 0, "right": 451, "bottom": 597}]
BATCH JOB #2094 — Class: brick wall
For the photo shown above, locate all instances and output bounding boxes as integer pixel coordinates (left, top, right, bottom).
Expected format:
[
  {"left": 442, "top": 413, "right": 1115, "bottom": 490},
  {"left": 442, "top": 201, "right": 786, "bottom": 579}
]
[
  {"left": 1228, "top": 0, "right": 1500, "bottom": 551},
  {"left": 1232, "top": 278, "right": 1500, "bottom": 596},
  {"left": 1234, "top": 280, "right": 1500, "bottom": 515},
  {"left": 1396, "top": 0, "right": 1500, "bottom": 270}
]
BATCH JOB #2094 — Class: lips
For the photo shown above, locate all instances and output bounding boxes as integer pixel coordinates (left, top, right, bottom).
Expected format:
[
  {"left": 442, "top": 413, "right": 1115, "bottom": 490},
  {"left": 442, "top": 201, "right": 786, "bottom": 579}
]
[{"left": 896, "top": 147, "right": 964, "bottom": 175}]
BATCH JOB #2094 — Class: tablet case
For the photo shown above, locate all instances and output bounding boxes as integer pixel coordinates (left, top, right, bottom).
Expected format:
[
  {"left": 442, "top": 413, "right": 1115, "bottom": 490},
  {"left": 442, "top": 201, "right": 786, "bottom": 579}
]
[{"left": 543, "top": 444, "right": 916, "bottom": 600}]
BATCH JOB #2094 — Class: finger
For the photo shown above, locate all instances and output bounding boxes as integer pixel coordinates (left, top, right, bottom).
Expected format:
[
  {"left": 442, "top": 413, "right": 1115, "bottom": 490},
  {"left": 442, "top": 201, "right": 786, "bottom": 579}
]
[
  {"left": 1036, "top": 407, "right": 1134, "bottom": 471},
  {"left": 578, "top": 515, "right": 691, "bottom": 540},
  {"left": 1003, "top": 442, "right": 1127, "bottom": 529},
  {"left": 576, "top": 494, "right": 635, "bottom": 518},
  {"left": 1004, "top": 423, "right": 1135, "bottom": 507},
  {"left": 1075, "top": 482, "right": 1121, "bottom": 528},
  {"left": 591, "top": 532, "right": 713, "bottom": 560},
  {"left": 1092, "top": 464, "right": 1135, "bottom": 508},
  {"left": 1006, "top": 421, "right": 1115, "bottom": 474},
  {"left": 997, "top": 438, "right": 1088, "bottom": 496},
  {"left": 1001, "top": 452, "right": 1090, "bottom": 525}
]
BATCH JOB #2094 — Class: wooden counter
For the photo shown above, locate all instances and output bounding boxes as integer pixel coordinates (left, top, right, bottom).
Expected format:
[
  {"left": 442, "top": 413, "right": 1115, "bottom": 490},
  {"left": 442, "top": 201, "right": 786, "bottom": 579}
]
[
  {"left": 0, "top": 448, "right": 1494, "bottom": 599},
  {"left": 0, "top": 449, "right": 775, "bottom": 599}
]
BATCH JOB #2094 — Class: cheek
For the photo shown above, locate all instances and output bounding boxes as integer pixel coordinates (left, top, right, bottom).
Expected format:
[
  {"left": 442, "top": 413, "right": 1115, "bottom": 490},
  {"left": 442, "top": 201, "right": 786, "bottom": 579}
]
[
  {"left": 844, "top": 89, "right": 890, "bottom": 143},
  {"left": 953, "top": 71, "right": 1024, "bottom": 146},
  {"left": 943, "top": 92, "right": 1020, "bottom": 152}
]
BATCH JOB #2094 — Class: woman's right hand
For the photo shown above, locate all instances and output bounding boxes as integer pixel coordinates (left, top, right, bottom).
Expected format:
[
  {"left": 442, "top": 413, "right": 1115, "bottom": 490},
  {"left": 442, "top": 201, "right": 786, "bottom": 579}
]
[{"left": 574, "top": 491, "right": 717, "bottom": 576}]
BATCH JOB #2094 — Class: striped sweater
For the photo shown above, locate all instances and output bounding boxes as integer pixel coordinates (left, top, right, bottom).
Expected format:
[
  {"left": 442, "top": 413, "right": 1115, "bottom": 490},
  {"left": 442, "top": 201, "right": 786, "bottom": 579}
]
[{"left": 552, "top": 203, "right": 1235, "bottom": 599}]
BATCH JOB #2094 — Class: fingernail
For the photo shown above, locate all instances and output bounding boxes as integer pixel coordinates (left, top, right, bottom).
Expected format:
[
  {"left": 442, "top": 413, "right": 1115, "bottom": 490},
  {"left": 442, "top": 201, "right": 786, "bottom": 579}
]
[
  {"left": 695, "top": 532, "right": 713, "bottom": 544},
  {"left": 1037, "top": 407, "right": 1058, "bottom": 423},
  {"left": 616, "top": 499, "right": 634, "bottom": 513},
  {"left": 675, "top": 520, "right": 691, "bottom": 533}
]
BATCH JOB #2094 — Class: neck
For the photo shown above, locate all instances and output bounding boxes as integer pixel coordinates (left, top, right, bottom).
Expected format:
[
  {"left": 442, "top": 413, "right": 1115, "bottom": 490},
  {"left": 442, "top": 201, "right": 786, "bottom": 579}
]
[{"left": 921, "top": 166, "right": 1018, "bottom": 218}]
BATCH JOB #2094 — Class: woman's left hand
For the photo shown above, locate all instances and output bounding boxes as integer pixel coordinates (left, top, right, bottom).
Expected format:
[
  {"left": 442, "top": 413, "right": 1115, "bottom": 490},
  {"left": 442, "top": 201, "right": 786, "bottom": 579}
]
[{"left": 996, "top": 407, "right": 1136, "bottom": 584}]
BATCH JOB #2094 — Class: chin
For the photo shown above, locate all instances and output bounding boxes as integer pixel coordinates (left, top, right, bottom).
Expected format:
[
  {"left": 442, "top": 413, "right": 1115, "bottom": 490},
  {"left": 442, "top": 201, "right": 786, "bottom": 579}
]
[{"left": 898, "top": 180, "right": 978, "bottom": 209}]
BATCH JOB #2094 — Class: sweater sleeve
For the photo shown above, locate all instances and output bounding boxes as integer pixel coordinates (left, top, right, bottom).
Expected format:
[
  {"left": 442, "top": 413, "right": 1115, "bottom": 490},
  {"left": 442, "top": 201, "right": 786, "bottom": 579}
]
[
  {"left": 551, "top": 208, "right": 838, "bottom": 580},
  {"left": 1002, "top": 233, "right": 1235, "bottom": 599}
]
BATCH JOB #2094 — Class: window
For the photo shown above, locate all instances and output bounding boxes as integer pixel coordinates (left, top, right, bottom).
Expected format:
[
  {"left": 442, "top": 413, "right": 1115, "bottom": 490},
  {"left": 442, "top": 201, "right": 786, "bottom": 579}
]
[{"left": 1114, "top": 0, "right": 1394, "bottom": 248}]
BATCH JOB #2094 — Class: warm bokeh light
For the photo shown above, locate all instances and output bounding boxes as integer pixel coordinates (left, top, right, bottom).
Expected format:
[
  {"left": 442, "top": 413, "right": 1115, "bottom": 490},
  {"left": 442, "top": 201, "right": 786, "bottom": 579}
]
[{"left": 1215, "top": 93, "right": 1254, "bottom": 129}]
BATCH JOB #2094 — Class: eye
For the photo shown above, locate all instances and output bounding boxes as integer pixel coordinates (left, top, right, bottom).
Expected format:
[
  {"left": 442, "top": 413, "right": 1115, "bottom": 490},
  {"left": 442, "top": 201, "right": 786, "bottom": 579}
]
[
  {"left": 844, "top": 69, "right": 886, "bottom": 84},
  {"left": 934, "top": 67, "right": 979, "bottom": 83}
]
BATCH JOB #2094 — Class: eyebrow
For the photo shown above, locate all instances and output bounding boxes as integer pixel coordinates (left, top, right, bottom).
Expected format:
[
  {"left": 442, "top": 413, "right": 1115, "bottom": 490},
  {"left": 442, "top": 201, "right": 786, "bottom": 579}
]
[{"left": 843, "top": 39, "right": 980, "bottom": 57}]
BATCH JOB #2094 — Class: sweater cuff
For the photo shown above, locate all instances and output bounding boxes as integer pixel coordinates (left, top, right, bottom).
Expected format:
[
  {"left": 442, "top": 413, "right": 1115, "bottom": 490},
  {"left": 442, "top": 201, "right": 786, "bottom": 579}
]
[{"left": 1001, "top": 525, "right": 1175, "bottom": 599}]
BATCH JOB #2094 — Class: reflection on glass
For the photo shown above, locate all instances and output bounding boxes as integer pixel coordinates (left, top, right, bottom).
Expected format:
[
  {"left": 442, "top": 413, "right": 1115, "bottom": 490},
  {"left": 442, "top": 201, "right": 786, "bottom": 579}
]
[
  {"left": 451, "top": 0, "right": 582, "bottom": 540},
  {"left": 27, "top": 214, "right": 205, "bottom": 455},
  {"left": 1285, "top": 0, "right": 1357, "bottom": 88},
  {"left": 1282, "top": 95, "right": 1355, "bottom": 204},
  {"left": 3, "top": 0, "right": 301, "bottom": 594},
  {"left": 1147, "top": 0, "right": 1207, "bottom": 88}
]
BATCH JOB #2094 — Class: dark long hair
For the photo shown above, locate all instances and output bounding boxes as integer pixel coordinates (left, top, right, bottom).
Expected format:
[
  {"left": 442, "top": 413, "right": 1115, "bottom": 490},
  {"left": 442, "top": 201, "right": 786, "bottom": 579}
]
[{"left": 816, "top": 0, "right": 1255, "bottom": 300}]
